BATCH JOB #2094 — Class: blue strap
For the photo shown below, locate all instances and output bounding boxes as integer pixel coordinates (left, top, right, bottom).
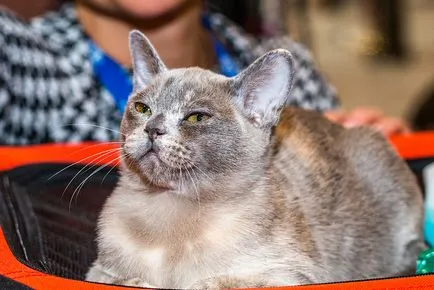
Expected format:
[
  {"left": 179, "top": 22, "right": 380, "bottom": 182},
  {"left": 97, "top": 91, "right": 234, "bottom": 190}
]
[
  {"left": 201, "top": 14, "right": 240, "bottom": 77},
  {"left": 89, "top": 41, "right": 133, "bottom": 113},
  {"left": 89, "top": 14, "right": 239, "bottom": 113},
  {"left": 212, "top": 37, "right": 240, "bottom": 77}
]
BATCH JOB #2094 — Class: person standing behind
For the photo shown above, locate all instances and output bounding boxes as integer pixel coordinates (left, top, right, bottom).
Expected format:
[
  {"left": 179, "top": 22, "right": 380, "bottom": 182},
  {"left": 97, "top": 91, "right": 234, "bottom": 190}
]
[{"left": 0, "top": 0, "right": 408, "bottom": 145}]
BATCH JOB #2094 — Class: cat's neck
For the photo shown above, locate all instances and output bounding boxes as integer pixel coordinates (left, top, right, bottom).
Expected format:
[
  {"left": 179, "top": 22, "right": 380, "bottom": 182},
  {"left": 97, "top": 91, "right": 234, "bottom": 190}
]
[{"left": 103, "top": 172, "right": 272, "bottom": 250}]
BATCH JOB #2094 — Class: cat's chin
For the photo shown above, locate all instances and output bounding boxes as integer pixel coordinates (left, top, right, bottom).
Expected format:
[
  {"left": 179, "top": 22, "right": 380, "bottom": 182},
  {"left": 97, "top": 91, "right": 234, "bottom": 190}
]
[
  {"left": 143, "top": 150, "right": 161, "bottom": 164},
  {"left": 124, "top": 149, "right": 198, "bottom": 192},
  {"left": 134, "top": 152, "right": 180, "bottom": 189},
  {"left": 137, "top": 148, "right": 165, "bottom": 168}
]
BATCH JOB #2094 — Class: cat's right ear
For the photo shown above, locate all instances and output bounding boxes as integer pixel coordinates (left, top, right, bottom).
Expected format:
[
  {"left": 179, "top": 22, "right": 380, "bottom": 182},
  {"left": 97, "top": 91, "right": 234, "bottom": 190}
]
[
  {"left": 230, "top": 49, "right": 295, "bottom": 129},
  {"left": 129, "top": 30, "right": 167, "bottom": 92}
]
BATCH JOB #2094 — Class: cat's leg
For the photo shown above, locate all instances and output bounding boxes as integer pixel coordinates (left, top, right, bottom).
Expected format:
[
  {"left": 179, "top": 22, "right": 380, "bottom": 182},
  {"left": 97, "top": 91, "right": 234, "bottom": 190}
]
[
  {"left": 395, "top": 239, "right": 428, "bottom": 276},
  {"left": 112, "top": 277, "right": 156, "bottom": 288},
  {"left": 188, "top": 273, "right": 311, "bottom": 290},
  {"left": 86, "top": 260, "right": 155, "bottom": 288},
  {"left": 86, "top": 261, "right": 119, "bottom": 284}
]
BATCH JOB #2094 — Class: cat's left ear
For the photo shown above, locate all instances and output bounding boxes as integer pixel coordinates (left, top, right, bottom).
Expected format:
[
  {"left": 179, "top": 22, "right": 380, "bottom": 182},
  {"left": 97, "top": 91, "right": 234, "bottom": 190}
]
[
  {"left": 129, "top": 30, "right": 167, "bottom": 92},
  {"left": 231, "top": 49, "right": 295, "bottom": 129}
]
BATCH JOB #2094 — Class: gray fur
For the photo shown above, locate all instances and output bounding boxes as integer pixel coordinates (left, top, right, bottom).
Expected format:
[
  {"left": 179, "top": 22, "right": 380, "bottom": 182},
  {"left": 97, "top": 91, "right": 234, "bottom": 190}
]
[{"left": 86, "top": 31, "right": 425, "bottom": 289}]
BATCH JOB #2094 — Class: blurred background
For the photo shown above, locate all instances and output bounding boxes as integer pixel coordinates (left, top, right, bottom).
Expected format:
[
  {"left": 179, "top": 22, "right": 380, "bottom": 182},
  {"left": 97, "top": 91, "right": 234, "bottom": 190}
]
[{"left": 1, "top": 0, "right": 433, "bottom": 129}]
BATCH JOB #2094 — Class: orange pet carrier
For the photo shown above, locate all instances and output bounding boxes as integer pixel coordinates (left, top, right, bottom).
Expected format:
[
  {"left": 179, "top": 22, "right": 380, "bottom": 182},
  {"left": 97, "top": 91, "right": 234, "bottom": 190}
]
[{"left": 0, "top": 133, "right": 434, "bottom": 290}]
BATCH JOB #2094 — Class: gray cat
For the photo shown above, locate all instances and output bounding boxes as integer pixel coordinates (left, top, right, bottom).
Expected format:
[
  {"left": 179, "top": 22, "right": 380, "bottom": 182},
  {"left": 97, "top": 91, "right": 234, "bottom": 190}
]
[{"left": 86, "top": 30, "right": 425, "bottom": 289}]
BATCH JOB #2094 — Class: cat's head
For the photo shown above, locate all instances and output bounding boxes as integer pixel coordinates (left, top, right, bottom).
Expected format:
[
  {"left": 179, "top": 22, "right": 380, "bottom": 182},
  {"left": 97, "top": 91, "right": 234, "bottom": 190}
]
[{"left": 121, "top": 30, "right": 294, "bottom": 197}]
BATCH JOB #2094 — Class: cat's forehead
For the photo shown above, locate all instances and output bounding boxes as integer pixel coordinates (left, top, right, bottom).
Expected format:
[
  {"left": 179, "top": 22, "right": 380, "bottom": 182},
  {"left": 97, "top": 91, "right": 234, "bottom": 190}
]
[
  {"left": 134, "top": 68, "right": 231, "bottom": 106},
  {"left": 162, "top": 68, "right": 225, "bottom": 88}
]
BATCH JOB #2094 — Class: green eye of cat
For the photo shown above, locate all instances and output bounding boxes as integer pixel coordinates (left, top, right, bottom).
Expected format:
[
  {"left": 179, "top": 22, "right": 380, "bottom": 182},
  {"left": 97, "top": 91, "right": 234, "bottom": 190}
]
[
  {"left": 134, "top": 102, "right": 152, "bottom": 116},
  {"left": 185, "top": 113, "right": 210, "bottom": 124}
]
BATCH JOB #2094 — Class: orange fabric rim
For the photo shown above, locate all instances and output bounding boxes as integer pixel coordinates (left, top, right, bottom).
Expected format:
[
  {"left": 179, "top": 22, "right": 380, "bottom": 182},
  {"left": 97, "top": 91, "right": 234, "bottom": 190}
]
[
  {"left": 0, "top": 142, "right": 120, "bottom": 172},
  {"left": 390, "top": 132, "right": 434, "bottom": 160},
  {"left": 0, "top": 228, "right": 142, "bottom": 290}
]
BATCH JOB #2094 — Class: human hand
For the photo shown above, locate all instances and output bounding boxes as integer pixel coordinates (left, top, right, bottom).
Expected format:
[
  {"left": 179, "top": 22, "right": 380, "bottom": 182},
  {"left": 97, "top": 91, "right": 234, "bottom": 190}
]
[{"left": 324, "top": 107, "right": 411, "bottom": 136}]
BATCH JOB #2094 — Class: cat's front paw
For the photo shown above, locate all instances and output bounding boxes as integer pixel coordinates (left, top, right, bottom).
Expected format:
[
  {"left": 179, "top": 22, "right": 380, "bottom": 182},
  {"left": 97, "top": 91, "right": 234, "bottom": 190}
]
[
  {"left": 188, "top": 276, "right": 267, "bottom": 290},
  {"left": 113, "top": 277, "right": 156, "bottom": 288}
]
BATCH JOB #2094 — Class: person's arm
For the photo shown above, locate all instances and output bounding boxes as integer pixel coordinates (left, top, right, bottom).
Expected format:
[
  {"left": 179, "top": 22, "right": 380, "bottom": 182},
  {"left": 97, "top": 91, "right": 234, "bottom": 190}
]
[{"left": 0, "top": 9, "right": 12, "bottom": 144}]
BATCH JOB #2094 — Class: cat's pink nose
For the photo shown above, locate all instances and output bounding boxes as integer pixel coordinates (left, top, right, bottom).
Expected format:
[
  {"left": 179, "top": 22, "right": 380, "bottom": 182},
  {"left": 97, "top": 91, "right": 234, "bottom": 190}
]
[
  {"left": 145, "top": 127, "right": 166, "bottom": 140},
  {"left": 145, "top": 113, "right": 167, "bottom": 140}
]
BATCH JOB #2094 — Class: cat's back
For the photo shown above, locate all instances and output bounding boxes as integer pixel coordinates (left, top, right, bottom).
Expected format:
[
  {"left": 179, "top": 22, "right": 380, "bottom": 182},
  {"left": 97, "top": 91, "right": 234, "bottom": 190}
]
[
  {"left": 272, "top": 107, "right": 423, "bottom": 224},
  {"left": 272, "top": 107, "right": 422, "bottom": 208},
  {"left": 270, "top": 107, "right": 424, "bottom": 280}
]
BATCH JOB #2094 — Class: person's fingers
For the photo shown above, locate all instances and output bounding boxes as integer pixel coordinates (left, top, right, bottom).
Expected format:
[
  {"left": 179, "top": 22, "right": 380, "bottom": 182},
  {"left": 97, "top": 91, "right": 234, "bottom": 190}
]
[
  {"left": 372, "top": 118, "right": 411, "bottom": 136},
  {"left": 342, "top": 107, "right": 383, "bottom": 128},
  {"left": 324, "top": 108, "right": 411, "bottom": 137},
  {"left": 324, "top": 110, "right": 347, "bottom": 124}
]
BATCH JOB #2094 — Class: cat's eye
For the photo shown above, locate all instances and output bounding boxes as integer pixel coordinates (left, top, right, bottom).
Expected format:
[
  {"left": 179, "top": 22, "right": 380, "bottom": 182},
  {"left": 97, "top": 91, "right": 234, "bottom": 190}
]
[
  {"left": 185, "top": 112, "right": 211, "bottom": 124},
  {"left": 134, "top": 102, "right": 152, "bottom": 116}
]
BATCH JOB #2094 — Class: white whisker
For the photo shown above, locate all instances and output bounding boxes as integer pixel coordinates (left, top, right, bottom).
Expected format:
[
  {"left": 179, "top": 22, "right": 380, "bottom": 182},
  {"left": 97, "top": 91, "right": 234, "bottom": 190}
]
[
  {"left": 60, "top": 123, "right": 126, "bottom": 137},
  {"left": 100, "top": 152, "right": 128, "bottom": 184},
  {"left": 190, "top": 162, "right": 213, "bottom": 183},
  {"left": 184, "top": 165, "right": 201, "bottom": 215},
  {"left": 61, "top": 148, "right": 121, "bottom": 201},
  {"left": 48, "top": 147, "right": 121, "bottom": 181},
  {"left": 63, "top": 141, "right": 124, "bottom": 158},
  {"left": 69, "top": 155, "right": 124, "bottom": 211},
  {"left": 189, "top": 166, "right": 202, "bottom": 217},
  {"left": 177, "top": 164, "right": 183, "bottom": 193}
]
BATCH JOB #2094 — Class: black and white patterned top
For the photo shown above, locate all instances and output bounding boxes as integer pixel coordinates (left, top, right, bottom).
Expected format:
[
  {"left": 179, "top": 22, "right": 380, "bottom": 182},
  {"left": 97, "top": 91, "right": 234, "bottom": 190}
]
[{"left": 0, "top": 3, "right": 339, "bottom": 145}]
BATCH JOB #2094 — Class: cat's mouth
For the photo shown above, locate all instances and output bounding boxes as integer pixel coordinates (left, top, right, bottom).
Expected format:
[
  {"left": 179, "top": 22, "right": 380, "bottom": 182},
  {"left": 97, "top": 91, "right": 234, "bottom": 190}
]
[
  {"left": 140, "top": 147, "right": 162, "bottom": 163},
  {"left": 125, "top": 142, "right": 200, "bottom": 190}
]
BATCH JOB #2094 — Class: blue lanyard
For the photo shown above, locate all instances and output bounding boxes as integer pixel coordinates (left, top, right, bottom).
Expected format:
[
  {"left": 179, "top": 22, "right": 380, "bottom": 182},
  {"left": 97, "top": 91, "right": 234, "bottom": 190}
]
[
  {"left": 89, "top": 15, "right": 239, "bottom": 113},
  {"left": 201, "top": 14, "right": 240, "bottom": 77},
  {"left": 88, "top": 41, "right": 133, "bottom": 113},
  {"left": 211, "top": 37, "right": 240, "bottom": 77}
]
